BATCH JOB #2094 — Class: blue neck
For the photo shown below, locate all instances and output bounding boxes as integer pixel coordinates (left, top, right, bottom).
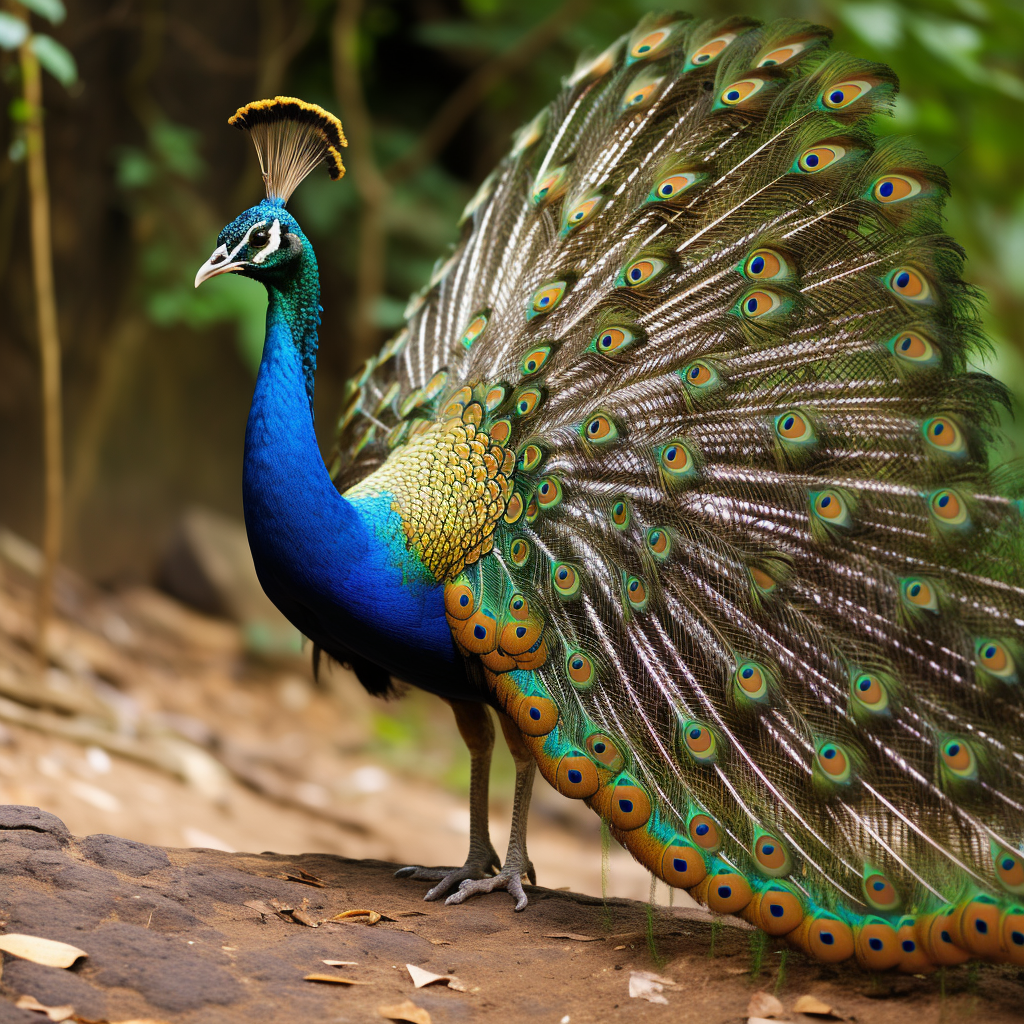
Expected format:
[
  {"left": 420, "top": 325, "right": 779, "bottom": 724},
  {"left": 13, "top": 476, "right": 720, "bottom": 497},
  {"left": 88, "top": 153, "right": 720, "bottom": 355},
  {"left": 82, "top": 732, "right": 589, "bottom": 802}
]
[{"left": 241, "top": 255, "right": 462, "bottom": 691}]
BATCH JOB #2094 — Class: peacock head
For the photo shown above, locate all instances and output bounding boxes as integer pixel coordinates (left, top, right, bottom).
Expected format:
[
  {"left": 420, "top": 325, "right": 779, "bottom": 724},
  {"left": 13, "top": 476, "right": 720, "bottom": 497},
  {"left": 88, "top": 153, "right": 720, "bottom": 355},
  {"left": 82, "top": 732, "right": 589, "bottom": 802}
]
[
  {"left": 195, "top": 201, "right": 309, "bottom": 289},
  {"left": 194, "top": 96, "right": 346, "bottom": 291}
]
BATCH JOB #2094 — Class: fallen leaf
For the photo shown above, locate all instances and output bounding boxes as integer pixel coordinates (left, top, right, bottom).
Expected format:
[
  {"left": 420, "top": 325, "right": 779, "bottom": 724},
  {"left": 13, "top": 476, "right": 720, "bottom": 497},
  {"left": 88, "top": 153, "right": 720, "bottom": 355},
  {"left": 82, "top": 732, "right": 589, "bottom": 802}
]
[
  {"left": 15, "top": 994, "right": 75, "bottom": 1021},
  {"left": 750, "top": 1018, "right": 796, "bottom": 1024},
  {"left": 322, "top": 960, "right": 359, "bottom": 967},
  {"left": 243, "top": 899, "right": 274, "bottom": 917},
  {"left": 406, "top": 963, "right": 466, "bottom": 991},
  {"left": 542, "top": 933, "right": 600, "bottom": 942},
  {"left": 748, "top": 992, "right": 785, "bottom": 1019},
  {"left": 290, "top": 908, "right": 320, "bottom": 928},
  {"left": 0, "top": 935, "right": 87, "bottom": 968},
  {"left": 276, "top": 869, "right": 326, "bottom": 887},
  {"left": 427, "top": 938, "right": 452, "bottom": 946},
  {"left": 793, "top": 995, "right": 840, "bottom": 1018},
  {"left": 629, "top": 970, "right": 676, "bottom": 1005},
  {"left": 379, "top": 1000, "right": 432, "bottom": 1024},
  {"left": 304, "top": 973, "right": 370, "bottom": 985},
  {"left": 331, "top": 909, "right": 382, "bottom": 925}
]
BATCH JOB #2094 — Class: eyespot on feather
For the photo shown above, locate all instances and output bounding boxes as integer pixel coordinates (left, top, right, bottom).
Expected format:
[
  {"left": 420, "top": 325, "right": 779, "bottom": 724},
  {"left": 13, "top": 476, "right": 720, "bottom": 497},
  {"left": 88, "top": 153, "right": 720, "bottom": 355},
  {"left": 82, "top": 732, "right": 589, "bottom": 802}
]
[
  {"left": 744, "top": 248, "right": 789, "bottom": 280},
  {"left": 646, "top": 526, "right": 671, "bottom": 560},
  {"left": 756, "top": 887, "right": 805, "bottom": 935},
  {"left": 566, "top": 651, "right": 597, "bottom": 690},
  {"left": 850, "top": 671, "right": 890, "bottom": 714},
  {"left": 992, "top": 844, "right": 1024, "bottom": 895},
  {"left": 554, "top": 751, "right": 600, "bottom": 798},
  {"left": 821, "top": 79, "right": 874, "bottom": 109},
  {"left": 739, "top": 289, "right": 783, "bottom": 318},
  {"left": 647, "top": 171, "right": 701, "bottom": 202},
  {"left": 582, "top": 413, "right": 619, "bottom": 444},
  {"left": 531, "top": 165, "right": 568, "bottom": 207},
  {"left": 609, "top": 776, "right": 652, "bottom": 831},
  {"left": 815, "top": 741, "right": 853, "bottom": 784},
  {"left": 900, "top": 577, "right": 939, "bottom": 613},
  {"left": 928, "top": 488, "right": 970, "bottom": 530},
  {"left": 551, "top": 561, "right": 581, "bottom": 598},
  {"left": 922, "top": 416, "right": 966, "bottom": 457},
  {"left": 886, "top": 267, "right": 932, "bottom": 302},
  {"left": 774, "top": 409, "right": 815, "bottom": 445},
  {"left": 513, "top": 387, "right": 543, "bottom": 417},
  {"left": 659, "top": 440, "right": 696, "bottom": 480},
  {"left": 940, "top": 737, "right": 977, "bottom": 780},
  {"left": 794, "top": 143, "right": 846, "bottom": 173},
  {"left": 625, "top": 575, "right": 648, "bottom": 611},
  {"left": 680, "top": 360, "right": 721, "bottom": 394},
  {"left": 520, "top": 345, "right": 552, "bottom": 376},
  {"left": 518, "top": 443, "right": 543, "bottom": 472},
  {"left": 562, "top": 194, "right": 603, "bottom": 234},
  {"left": 610, "top": 497, "right": 631, "bottom": 530},
  {"left": 687, "top": 813, "right": 722, "bottom": 852},
  {"left": 976, "top": 639, "right": 1018, "bottom": 684},
  {"left": 871, "top": 173, "right": 923, "bottom": 203},
  {"left": 863, "top": 870, "right": 902, "bottom": 912},
  {"left": 527, "top": 280, "right": 567, "bottom": 317},
  {"left": 687, "top": 33, "right": 737, "bottom": 69},
  {"left": 619, "top": 257, "right": 666, "bottom": 288},
  {"left": 719, "top": 78, "right": 767, "bottom": 106},
  {"left": 621, "top": 74, "right": 664, "bottom": 111},
  {"left": 888, "top": 330, "right": 940, "bottom": 368},
  {"left": 810, "top": 489, "right": 852, "bottom": 528},
  {"left": 680, "top": 721, "right": 717, "bottom": 764},
  {"left": 585, "top": 732, "right": 624, "bottom": 771},
  {"left": 459, "top": 313, "right": 488, "bottom": 350},
  {"left": 590, "top": 325, "right": 637, "bottom": 356},
  {"left": 536, "top": 476, "right": 563, "bottom": 509},
  {"left": 660, "top": 841, "right": 708, "bottom": 888},
  {"left": 444, "top": 582, "right": 476, "bottom": 620},
  {"left": 508, "top": 537, "right": 531, "bottom": 566},
  {"left": 734, "top": 660, "right": 773, "bottom": 703},
  {"left": 757, "top": 36, "right": 816, "bottom": 66},
  {"left": 753, "top": 833, "right": 792, "bottom": 877}
]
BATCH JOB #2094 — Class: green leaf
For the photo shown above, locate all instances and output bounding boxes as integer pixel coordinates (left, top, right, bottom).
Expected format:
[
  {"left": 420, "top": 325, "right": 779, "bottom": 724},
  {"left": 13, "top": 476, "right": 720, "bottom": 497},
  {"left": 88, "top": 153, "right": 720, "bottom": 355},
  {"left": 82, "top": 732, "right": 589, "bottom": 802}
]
[
  {"left": 0, "top": 12, "right": 29, "bottom": 49},
  {"left": 19, "top": 0, "right": 66, "bottom": 24},
  {"left": 30, "top": 33, "right": 77, "bottom": 86}
]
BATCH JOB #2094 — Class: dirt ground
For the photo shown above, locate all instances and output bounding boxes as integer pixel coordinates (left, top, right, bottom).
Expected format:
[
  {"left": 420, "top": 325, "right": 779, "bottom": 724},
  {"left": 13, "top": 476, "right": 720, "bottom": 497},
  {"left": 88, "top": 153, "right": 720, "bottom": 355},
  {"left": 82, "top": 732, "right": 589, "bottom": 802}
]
[{"left": 3, "top": 805, "right": 1024, "bottom": 1024}]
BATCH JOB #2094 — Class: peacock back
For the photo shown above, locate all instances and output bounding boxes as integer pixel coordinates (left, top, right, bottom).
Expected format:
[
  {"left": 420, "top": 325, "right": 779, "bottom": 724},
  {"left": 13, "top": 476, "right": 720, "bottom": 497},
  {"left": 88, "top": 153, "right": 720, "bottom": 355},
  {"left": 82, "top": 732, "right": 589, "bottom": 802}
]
[{"left": 332, "top": 13, "right": 1024, "bottom": 969}]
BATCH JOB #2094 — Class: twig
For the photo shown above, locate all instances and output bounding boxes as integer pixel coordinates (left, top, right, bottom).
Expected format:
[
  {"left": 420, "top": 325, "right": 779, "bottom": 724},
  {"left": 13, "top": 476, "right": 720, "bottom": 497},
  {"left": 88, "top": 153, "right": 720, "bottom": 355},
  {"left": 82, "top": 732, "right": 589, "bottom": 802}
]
[
  {"left": 385, "top": 0, "right": 591, "bottom": 185},
  {"left": 19, "top": 30, "right": 64, "bottom": 666},
  {"left": 331, "top": 0, "right": 390, "bottom": 365}
]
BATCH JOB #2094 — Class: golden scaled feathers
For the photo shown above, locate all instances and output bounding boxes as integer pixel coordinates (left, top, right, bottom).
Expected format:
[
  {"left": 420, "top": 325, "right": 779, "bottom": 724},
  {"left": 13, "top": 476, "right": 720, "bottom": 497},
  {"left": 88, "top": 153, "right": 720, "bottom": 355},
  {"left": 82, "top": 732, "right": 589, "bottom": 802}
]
[{"left": 229, "top": 96, "right": 347, "bottom": 203}]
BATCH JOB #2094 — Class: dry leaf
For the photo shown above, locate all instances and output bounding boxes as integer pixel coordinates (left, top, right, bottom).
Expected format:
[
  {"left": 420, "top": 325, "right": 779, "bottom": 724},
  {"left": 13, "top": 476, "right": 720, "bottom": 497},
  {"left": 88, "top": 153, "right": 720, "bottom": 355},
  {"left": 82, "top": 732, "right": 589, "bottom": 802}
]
[
  {"left": 613, "top": 945, "right": 626, "bottom": 951},
  {"left": 378, "top": 1000, "right": 432, "bottom": 1024},
  {"left": 14, "top": 994, "right": 74, "bottom": 1021},
  {"left": 793, "top": 995, "right": 839, "bottom": 1018},
  {"left": 322, "top": 960, "right": 359, "bottom": 966},
  {"left": 0, "top": 934, "right": 87, "bottom": 968},
  {"left": 331, "top": 909, "right": 382, "bottom": 924},
  {"left": 542, "top": 933, "right": 600, "bottom": 942},
  {"left": 406, "top": 963, "right": 466, "bottom": 991},
  {"left": 290, "top": 908, "right": 319, "bottom": 928},
  {"left": 750, "top": 1018, "right": 796, "bottom": 1024},
  {"left": 427, "top": 938, "right": 451, "bottom": 946},
  {"left": 243, "top": 899, "right": 274, "bottom": 917},
  {"left": 276, "top": 869, "right": 326, "bottom": 887},
  {"left": 748, "top": 991, "right": 786, "bottom": 1018},
  {"left": 628, "top": 970, "right": 676, "bottom": 1005},
  {"left": 304, "top": 973, "right": 369, "bottom": 985}
]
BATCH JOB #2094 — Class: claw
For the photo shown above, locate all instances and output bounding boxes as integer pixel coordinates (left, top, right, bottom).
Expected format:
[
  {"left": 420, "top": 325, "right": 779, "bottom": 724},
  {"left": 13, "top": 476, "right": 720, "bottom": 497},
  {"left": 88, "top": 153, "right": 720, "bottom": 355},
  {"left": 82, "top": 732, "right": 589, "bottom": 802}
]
[
  {"left": 395, "top": 851, "right": 500, "bottom": 901},
  {"left": 444, "top": 866, "right": 531, "bottom": 911}
]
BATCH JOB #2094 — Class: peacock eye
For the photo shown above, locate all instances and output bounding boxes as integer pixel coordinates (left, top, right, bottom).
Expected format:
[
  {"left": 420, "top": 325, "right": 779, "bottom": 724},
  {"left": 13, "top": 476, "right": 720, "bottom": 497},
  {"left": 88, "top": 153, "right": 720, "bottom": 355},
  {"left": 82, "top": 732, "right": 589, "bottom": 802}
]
[{"left": 249, "top": 228, "right": 270, "bottom": 249}]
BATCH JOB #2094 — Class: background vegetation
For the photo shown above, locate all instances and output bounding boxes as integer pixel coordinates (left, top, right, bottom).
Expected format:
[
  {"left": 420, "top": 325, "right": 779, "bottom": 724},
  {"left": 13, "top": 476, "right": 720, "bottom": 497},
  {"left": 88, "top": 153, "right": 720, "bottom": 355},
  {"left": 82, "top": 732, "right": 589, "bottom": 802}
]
[{"left": 1, "top": 0, "right": 1022, "bottom": 583}]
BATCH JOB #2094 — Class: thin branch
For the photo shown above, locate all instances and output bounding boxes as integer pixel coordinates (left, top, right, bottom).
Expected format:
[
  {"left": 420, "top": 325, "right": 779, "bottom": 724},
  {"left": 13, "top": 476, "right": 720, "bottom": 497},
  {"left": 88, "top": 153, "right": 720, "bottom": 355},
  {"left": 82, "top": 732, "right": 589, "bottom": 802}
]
[
  {"left": 19, "top": 29, "right": 64, "bottom": 666},
  {"left": 331, "top": 0, "right": 390, "bottom": 365},
  {"left": 385, "top": 0, "right": 590, "bottom": 186}
]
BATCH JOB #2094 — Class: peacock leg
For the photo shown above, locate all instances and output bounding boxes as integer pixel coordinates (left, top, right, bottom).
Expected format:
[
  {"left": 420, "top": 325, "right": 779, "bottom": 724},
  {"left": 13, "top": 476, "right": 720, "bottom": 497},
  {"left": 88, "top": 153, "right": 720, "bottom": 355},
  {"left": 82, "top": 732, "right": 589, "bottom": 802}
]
[
  {"left": 394, "top": 698, "right": 501, "bottom": 899},
  {"left": 445, "top": 712, "right": 537, "bottom": 911}
]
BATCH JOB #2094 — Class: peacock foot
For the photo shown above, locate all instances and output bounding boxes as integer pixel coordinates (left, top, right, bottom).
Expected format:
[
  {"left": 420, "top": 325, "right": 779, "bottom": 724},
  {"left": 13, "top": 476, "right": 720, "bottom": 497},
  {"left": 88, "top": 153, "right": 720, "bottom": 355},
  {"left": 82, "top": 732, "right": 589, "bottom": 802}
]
[
  {"left": 394, "top": 847, "right": 501, "bottom": 901},
  {"left": 444, "top": 857, "right": 537, "bottom": 912}
]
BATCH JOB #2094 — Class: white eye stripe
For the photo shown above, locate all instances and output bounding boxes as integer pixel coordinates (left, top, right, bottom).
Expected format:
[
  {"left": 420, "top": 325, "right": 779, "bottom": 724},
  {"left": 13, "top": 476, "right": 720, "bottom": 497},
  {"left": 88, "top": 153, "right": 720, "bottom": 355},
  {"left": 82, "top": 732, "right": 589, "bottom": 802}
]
[
  {"left": 251, "top": 219, "right": 281, "bottom": 264},
  {"left": 228, "top": 220, "right": 265, "bottom": 261}
]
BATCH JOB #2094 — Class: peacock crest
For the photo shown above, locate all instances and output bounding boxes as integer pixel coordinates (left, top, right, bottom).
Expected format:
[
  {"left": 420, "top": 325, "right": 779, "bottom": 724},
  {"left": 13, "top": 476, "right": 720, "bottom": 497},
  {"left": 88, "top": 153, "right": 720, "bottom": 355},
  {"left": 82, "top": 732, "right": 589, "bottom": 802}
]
[{"left": 322, "top": 12, "right": 1022, "bottom": 968}]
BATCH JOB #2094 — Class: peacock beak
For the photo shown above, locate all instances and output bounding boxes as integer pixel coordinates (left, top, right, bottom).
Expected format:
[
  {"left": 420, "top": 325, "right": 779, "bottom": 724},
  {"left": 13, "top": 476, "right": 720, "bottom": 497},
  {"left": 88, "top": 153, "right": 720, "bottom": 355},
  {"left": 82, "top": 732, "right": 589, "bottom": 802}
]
[{"left": 195, "top": 243, "right": 242, "bottom": 288}]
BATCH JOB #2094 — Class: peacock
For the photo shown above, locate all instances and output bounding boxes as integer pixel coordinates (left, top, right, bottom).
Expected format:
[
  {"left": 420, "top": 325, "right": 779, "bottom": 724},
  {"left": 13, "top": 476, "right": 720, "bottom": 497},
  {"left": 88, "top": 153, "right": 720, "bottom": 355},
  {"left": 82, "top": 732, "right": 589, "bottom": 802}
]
[{"left": 194, "top": 13, "right": 1024, "bottom": 971}]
